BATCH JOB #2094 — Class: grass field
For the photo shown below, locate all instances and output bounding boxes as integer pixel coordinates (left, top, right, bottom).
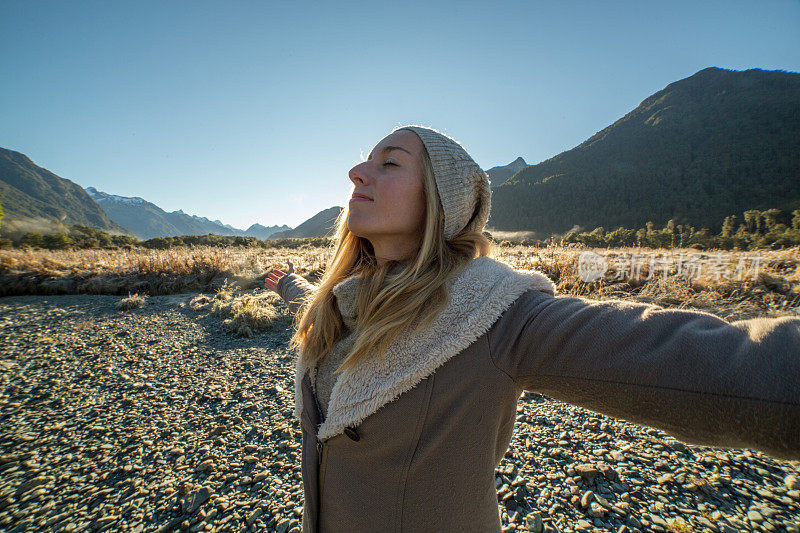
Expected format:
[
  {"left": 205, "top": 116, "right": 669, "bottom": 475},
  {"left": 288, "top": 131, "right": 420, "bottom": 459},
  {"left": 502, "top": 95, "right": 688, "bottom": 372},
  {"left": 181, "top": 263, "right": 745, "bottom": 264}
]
[{"left": 1, "top": 244, "right": 798, "bottom": 333}]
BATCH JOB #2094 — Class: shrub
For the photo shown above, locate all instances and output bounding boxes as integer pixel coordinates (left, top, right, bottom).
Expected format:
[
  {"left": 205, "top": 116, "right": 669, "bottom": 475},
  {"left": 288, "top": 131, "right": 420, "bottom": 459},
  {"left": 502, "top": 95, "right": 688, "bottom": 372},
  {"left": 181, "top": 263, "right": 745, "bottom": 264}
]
[{"left": 116, "top": 292, "right": 146, "bottom": 310}]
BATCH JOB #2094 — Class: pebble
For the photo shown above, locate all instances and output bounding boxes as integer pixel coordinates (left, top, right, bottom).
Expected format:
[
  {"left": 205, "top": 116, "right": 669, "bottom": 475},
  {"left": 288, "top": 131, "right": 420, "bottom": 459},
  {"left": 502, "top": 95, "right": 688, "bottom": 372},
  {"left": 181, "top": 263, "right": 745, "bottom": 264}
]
[
  {"left": 525, "top": 511, "right": 543, "bottom": 532},
  {"left": 747, "top": 509, "right": 764, "bottom": 523},
  {"left": 588, "top": 501, "right": 607, "bottom": 517},
  {"left": 1, "top": 292, "right": 799, "bottom": 532}
]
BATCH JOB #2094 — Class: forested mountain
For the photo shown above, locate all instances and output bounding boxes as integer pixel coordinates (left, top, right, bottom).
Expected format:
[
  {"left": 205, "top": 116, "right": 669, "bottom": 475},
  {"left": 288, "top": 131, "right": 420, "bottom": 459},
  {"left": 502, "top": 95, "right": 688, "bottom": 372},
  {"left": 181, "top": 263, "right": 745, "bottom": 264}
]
[
  {"left": 0, "top": 148, "right": 133, "bottom": 237},
  {"left": 487, "top": 67, "right": 800, "bottom": 238},
  {"left": 485, "top": 157, "right": 528, "bottom": 186}
]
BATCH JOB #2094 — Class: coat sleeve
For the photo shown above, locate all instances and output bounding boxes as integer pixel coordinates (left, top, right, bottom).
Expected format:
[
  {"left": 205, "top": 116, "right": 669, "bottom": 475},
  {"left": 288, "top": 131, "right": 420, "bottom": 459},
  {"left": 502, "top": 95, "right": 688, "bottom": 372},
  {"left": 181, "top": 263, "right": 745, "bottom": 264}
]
[
  {"left": 276, "top": 273, "right": 318, "bottom": 316},
  {"left": 487, "top": 288, "right": 800, "bottom": 460}
]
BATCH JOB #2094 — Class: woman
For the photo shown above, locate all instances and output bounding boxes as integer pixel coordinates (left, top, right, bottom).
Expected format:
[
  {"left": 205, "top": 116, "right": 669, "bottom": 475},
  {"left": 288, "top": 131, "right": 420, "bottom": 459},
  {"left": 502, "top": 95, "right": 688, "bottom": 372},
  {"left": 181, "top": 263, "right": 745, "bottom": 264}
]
[{"left": 264, "top": 124, "right": 800, "bottom": 533}]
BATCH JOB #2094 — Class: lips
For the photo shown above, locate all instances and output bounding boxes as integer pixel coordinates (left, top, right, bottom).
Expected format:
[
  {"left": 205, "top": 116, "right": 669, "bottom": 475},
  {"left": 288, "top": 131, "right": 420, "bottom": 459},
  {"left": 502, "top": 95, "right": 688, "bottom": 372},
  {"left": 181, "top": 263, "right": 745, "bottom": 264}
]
[{"left": 351, "top": 192, "right": 373, "bottom": 201}]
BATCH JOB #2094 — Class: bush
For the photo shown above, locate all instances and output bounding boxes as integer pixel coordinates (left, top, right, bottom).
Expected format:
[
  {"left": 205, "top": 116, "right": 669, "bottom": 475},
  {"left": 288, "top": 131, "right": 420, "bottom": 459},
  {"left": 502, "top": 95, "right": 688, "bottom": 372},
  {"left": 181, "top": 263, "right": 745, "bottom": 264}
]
[
  {"left": 19, "top": 232, "right": 44, "bottom": 248},
  {"left": 42, "top": 233, "right": 74, "bottom": 249},
  {"left": 116, "top": 292, "right": 146, "bottom": 310}
]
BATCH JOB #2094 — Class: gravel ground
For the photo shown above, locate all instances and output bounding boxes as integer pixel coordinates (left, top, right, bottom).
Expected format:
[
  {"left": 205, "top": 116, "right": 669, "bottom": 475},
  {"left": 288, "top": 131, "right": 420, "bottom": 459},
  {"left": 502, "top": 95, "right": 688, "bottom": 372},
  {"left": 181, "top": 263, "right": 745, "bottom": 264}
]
[{"left": 0, "top": 293, "right": 798, "bottom": 533}]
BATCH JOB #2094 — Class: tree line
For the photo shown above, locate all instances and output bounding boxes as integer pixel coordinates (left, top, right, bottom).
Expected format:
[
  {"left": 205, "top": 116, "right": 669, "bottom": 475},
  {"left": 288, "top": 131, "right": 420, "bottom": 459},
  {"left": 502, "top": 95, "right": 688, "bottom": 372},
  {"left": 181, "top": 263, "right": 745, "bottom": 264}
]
[
  {"left": 1, "top": 205, "right": 798, "bottom": 252},
  {"left": 494, "top": 208, "right": 800, "bottom": 251},
  {"left": 0, "top": 223, "right": 333, "bottom": 251}
]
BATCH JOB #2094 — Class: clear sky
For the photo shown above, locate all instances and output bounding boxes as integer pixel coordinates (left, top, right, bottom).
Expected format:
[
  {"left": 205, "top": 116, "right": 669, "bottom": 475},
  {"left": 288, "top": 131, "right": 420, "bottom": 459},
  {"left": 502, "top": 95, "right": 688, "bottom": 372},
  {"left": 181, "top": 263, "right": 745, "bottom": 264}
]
[{"left": 1, "top": 1, "right": 798, "bottom": 230}]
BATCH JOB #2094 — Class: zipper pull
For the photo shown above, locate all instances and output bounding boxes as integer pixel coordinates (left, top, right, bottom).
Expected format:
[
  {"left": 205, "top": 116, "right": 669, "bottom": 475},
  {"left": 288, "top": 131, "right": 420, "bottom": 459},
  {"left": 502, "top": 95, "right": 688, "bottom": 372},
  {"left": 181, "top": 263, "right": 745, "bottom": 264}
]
[{"left": 316, "top": 439, "right": 323, "bottom": 465}]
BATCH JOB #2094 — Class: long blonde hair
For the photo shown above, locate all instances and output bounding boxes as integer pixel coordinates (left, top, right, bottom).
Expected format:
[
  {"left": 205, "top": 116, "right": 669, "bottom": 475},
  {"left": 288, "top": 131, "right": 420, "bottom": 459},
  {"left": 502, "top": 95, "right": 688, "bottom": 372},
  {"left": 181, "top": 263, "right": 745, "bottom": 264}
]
[{"left": 288, "top": 141, "right": 493, "bottom": 377}]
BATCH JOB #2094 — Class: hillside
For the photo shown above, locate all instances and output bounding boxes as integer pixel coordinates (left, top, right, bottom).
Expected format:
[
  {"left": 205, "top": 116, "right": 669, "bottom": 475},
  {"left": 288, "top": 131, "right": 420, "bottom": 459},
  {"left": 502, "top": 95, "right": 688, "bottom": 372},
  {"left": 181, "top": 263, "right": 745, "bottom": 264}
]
[
  {"left": 485, "top": 156, "right": 528, "bottom": 186},
  {"left": 269, "top": 206, "right": 342, "bottom": 239},
  {"left": 488, "top": 67, "right": 800, "bottom": 238},
  {"left": 0, "top": 148, "right": 133, "bottom": 238}
]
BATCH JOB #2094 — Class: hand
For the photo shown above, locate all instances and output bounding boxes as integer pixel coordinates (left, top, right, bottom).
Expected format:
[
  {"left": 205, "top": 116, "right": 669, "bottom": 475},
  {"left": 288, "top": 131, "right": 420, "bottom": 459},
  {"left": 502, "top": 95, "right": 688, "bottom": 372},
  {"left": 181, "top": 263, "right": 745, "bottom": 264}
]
[{"left": 265, "top": 260, "right": 295, "bottom": 294}]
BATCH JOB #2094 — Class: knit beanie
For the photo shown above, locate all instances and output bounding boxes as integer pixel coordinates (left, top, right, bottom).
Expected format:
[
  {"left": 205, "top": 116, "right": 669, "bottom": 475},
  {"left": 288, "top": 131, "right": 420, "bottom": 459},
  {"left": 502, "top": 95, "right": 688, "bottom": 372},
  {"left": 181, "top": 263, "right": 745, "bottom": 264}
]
[{"left": 391, "top": 124, "right": 492, "bottom": 241}]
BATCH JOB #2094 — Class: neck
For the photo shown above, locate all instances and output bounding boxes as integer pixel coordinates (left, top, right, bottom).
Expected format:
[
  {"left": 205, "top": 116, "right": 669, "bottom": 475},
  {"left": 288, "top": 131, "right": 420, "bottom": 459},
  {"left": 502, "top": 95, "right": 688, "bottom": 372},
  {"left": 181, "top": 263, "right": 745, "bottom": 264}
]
[{"left": 369, "top": 236, "right": 421, "bottom": 267}]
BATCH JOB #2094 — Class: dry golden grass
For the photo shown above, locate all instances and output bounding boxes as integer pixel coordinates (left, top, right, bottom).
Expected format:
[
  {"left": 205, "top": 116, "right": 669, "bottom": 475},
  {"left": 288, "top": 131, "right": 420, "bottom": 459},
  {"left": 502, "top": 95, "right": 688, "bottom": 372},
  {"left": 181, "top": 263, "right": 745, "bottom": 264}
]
[
  {"left": 1, "top": 243, "right": 798, "bottom": 323},
  {"left": 492, "top": 244, "right": 800, "bottom": 321},
  {"left": 0, "top": 246, "right": 331, "bottom": 297},
  {"left": 189, "top": 279, "right": 287, "bottom": 337},
  {"left": 665, "top": 517, "right": 692, "bottom": 532},
  {"left": 115, "top": 292, "right": 146, "bottom": 310}
]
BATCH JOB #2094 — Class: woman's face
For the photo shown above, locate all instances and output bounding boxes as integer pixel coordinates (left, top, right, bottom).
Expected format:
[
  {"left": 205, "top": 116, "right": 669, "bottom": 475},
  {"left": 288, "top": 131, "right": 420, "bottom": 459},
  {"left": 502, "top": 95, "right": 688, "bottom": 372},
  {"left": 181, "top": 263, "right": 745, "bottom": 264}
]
[{"left": 347, "top": 130, "right": 426, "bottom": 258}]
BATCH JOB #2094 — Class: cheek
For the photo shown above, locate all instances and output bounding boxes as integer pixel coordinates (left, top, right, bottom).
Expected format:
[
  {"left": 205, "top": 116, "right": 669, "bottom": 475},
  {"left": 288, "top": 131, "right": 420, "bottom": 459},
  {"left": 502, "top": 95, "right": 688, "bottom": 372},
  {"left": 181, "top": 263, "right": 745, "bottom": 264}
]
[{"left": 389, "top": 183, "right": 425, "bottom": 214}]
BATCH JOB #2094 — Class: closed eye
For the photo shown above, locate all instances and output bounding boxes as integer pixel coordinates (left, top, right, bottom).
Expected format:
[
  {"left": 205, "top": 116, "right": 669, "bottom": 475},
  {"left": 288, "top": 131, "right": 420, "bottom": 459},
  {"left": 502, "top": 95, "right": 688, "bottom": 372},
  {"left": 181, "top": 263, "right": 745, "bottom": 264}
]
[{"left": 383, "top": 161, "right": 397, "bottom": 167}]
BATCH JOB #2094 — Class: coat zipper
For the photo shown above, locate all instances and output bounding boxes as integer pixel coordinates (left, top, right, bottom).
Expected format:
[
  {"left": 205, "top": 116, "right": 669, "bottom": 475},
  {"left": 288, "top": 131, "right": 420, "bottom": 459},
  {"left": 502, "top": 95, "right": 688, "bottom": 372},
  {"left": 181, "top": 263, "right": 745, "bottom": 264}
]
[
  {"left": 311, "top": 375, "right": 326, "bottom": 466},
  {"left": 311, "top": 378, "right": 326, "bottom": 533}
]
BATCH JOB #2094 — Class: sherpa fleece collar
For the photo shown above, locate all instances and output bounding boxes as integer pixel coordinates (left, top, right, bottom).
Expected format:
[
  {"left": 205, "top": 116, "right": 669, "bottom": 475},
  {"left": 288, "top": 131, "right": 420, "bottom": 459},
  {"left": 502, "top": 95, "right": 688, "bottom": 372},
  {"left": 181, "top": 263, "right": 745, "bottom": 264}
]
[{"left": 293, "top": 256, "right": 557, "bottom": 441}]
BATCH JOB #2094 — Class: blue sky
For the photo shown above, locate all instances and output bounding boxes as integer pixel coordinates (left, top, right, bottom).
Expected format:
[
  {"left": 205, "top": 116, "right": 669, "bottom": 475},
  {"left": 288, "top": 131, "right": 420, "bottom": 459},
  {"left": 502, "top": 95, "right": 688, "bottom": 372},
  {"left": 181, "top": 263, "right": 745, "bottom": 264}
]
[{"left": 1, "top": 1, "right": 798, "bottom": 230}]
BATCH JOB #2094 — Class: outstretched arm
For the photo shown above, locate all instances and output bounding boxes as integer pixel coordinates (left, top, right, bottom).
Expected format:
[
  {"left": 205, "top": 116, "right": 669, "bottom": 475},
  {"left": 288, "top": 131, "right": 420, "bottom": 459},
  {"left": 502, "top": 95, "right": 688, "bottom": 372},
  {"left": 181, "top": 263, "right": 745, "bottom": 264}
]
[
  {"left": 275, "top": 273, "right": 318, "bottom": 316},
  {"left": 488, "top": 289, "right": 800, "bottom": 460},
  {"left": 265, "top": 261, "right": 319, "bottom": 316}
]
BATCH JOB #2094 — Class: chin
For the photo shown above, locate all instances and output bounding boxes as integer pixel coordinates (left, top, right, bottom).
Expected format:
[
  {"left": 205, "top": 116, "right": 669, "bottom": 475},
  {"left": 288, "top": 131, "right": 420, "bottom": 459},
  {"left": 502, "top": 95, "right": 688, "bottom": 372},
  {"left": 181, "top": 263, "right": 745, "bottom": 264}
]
[{"left": 346, "top": 219, "right": 370, "bottom": 238}]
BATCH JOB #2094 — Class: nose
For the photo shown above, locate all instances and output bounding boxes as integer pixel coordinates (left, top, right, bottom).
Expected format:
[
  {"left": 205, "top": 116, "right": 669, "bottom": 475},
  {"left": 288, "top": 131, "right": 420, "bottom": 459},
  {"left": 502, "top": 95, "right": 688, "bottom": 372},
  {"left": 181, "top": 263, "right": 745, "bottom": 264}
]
[{"left": 349, "top": 162, "right": 369, "bottom": 185}]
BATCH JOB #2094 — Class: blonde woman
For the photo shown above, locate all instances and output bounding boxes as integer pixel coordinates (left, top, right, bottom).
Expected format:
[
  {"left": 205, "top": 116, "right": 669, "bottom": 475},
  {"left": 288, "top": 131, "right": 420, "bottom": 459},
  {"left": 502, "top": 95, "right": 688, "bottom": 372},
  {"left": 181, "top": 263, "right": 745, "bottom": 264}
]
[{"left": 264, "top": 124, "right": 800, "bottom": 533}]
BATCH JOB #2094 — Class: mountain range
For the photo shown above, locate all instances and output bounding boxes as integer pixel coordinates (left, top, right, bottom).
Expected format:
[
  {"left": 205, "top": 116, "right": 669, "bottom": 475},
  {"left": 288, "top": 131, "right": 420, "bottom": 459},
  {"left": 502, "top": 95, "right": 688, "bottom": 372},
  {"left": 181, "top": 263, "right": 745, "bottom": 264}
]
[
  {"left": 2, "top": 66, "right": 798, "bottom": 242},
  {"left": 85, "top": 187, "right": 289, "bottom": 240}
]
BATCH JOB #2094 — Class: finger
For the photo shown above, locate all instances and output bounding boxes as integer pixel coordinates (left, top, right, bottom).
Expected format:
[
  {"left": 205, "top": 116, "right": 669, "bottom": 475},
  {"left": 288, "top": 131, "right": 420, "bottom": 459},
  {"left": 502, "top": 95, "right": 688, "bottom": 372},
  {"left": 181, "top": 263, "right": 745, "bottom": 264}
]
[
  {"left": 264, "top": 270, "right": 284, "bottom": 290},
  {"left": 267, "top": 269, "right": 285, "bottom": 280}
]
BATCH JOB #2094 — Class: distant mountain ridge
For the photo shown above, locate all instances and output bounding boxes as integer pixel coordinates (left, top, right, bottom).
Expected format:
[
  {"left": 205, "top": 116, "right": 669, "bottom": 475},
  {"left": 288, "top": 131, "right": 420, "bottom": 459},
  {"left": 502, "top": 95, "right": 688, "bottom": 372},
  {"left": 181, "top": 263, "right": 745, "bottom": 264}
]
[
  {"left": 488, "top": 66, "right": 800, "bottom": 237},
  {"left": 485, "top": 156, "right": 528, "bottom": 186},
  {"left": 86, "top": 187, "right": 289, "bottom": 240},
  {"left": 0, "top": 145, "right": 295, "bottom": 241},
  {"left": 269, "top": 206, "right": 342, "bottom": 239}
]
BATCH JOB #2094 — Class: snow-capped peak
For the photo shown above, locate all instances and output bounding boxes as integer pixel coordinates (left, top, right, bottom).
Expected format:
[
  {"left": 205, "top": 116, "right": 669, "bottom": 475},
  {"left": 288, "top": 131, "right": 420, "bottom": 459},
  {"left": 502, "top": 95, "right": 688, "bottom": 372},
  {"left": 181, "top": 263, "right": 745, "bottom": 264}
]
[{"left": 86, "top": 186, "right": 146, "bottom": 205}]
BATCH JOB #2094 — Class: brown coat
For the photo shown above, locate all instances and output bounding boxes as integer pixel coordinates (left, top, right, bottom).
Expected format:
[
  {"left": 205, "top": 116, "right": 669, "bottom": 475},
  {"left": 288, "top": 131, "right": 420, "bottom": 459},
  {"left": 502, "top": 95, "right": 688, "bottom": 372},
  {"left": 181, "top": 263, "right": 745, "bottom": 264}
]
[{"left": 276, "top": 257, "right": 800, "bottom": 533}]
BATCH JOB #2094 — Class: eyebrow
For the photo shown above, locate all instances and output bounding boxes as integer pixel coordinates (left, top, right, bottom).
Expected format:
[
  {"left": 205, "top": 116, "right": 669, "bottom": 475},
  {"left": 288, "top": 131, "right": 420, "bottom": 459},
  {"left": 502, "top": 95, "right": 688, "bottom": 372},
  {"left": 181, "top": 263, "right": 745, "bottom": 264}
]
[{"left": 367, "top": 145, "right": 412, "bottom": 160}]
